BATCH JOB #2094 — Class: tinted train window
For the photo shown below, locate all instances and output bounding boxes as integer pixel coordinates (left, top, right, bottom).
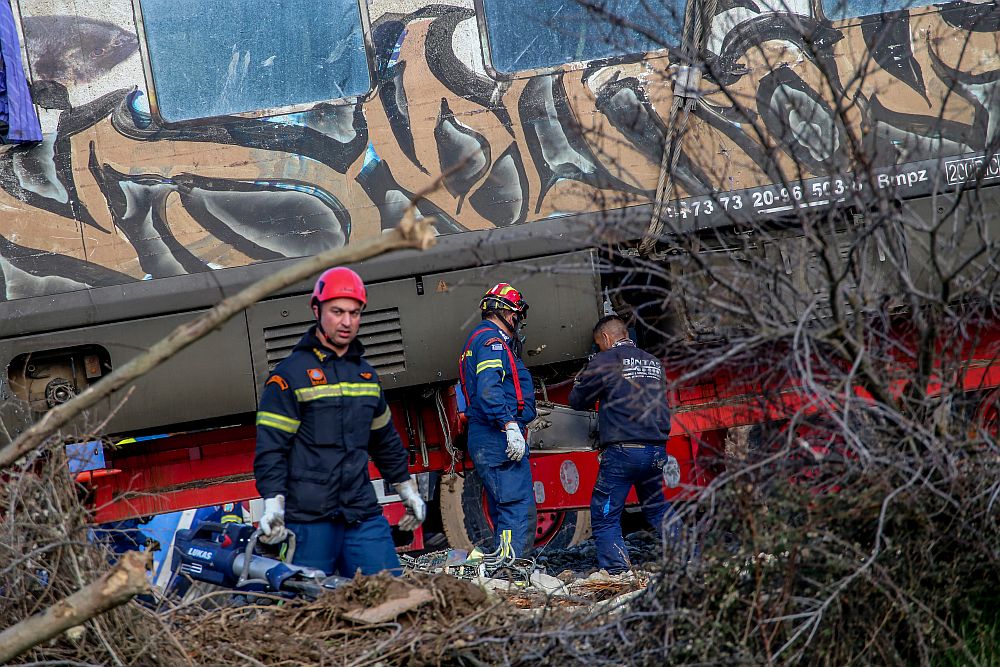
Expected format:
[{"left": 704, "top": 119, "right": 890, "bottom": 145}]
[
  {"left": 481, "top": 0, "right": 682, "bottom": 73},
  {"left": 137, "top": 0, "right": 371, "bottom": 122},
  {"left": 821, "top": 0, "right": 937, "bottom": 20}
]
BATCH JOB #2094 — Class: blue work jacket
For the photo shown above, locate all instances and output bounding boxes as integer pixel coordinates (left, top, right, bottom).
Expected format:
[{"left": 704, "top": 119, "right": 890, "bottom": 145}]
[
  {"left": 254, "top": 327, "right": 410, "bottom": 523},
  {"left": 569, "top": 339, "right": 671, "bottom": 448},
  {"left": 460, "top": 321, "right": 537, "bottom": 457}
]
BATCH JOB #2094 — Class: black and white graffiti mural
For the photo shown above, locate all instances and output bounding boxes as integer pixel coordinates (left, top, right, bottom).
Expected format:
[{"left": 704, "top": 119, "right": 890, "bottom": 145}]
[{"left": 0, "top": 0, "right": 995, "bottom": 300}]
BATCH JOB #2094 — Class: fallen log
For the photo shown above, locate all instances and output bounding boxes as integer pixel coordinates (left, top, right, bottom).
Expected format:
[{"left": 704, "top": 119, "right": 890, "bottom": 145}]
[{"left": 0, "top": 551, "right": 150, "bottom": 664}]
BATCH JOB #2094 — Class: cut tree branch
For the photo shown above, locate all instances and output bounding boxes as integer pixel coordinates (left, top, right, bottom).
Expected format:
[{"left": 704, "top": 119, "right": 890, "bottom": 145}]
[{"left": 0, "top": 551, "right": 150, "bottom": 664}]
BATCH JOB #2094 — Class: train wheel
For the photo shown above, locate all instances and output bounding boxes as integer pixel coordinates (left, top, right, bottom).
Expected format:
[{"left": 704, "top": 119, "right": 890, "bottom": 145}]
[{"left": 439, "top": 471, "right": 591, "bottom": 552}]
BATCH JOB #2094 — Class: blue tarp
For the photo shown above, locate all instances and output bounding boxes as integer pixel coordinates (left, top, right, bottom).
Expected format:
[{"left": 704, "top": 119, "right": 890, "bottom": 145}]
[{"left": 0, "top": 0, "right": 40, "bottom": 143}]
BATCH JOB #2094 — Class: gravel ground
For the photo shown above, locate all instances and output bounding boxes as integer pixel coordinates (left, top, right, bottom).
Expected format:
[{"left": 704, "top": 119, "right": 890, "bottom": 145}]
[{"left": 534, "top": 530, "right": 663, "bottom": 576}]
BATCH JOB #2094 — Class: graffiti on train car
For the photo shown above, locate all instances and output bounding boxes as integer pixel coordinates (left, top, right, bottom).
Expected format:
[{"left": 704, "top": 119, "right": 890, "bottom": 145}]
[{"left": 0, "top": 0, "right": 996, "bottom": 300}]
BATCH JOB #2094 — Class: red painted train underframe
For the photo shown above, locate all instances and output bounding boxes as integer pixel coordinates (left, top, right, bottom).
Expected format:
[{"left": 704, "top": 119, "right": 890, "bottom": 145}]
[{"left": 77, "top": 322, "right": 1000, "bottom": 541}]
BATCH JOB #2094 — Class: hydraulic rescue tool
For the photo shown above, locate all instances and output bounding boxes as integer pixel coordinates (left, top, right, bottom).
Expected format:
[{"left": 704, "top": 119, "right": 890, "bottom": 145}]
[{"left": 171, "top": 521, "right": 348, "bottom": 598}]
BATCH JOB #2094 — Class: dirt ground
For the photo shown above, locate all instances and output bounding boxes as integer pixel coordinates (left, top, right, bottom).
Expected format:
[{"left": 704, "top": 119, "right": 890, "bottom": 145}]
[{"left": 160, "top": 565, "right": 654, "bottom": 666}]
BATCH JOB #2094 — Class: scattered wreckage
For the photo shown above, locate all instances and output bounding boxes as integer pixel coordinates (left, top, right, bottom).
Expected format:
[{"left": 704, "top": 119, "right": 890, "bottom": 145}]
[
  {"left": 400, "top": 541, "right": 650, "bottom": 612},
  {"left": 170, "top": 520, "right": 651, "bottom": 614}
]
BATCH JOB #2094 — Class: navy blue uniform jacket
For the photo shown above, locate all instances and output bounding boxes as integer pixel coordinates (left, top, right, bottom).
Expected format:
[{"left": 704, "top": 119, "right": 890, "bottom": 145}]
[
  {"left": 460, "top": 320, "right": 537, "bottom": 466},
  {"left": 254, "top": 326, "right": 410, "bottom": 523},
  {"left": 568, "top": 340, "right": 671, "bottom": 447}
]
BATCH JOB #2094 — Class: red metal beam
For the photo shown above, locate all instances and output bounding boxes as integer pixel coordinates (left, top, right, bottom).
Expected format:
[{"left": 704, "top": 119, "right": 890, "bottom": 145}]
[{"left": 79, "top": 326, "right": 1000, "bottom": 524}]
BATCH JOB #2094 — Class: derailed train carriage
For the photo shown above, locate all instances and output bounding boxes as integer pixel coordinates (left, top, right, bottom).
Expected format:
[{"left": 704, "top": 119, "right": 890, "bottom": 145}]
[{"left": 0, "top": 0, "right": 998, "bottom": 550}]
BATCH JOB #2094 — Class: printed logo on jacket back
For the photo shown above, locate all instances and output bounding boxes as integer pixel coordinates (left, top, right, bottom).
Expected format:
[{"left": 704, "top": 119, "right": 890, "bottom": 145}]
[{"left": 622, "top": 357, "right": 663, "bottom": 380}]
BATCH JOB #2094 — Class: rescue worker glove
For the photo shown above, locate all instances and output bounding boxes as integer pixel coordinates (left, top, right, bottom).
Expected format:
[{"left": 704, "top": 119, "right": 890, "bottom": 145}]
[
  {"left": 504, "top": 422, "right": 526, "bottom": 462},
  {"left": 258, "top": 495, "right": 289, "bottom": 545},
  {"left": 394, "top": 479, "right": 426, "bottom": 532}
]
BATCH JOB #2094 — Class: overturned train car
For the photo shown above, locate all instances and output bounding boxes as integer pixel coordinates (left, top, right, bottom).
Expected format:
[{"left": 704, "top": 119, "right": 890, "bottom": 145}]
[{"left": 0, "top": 0, "right": 998, "bottom": 548}]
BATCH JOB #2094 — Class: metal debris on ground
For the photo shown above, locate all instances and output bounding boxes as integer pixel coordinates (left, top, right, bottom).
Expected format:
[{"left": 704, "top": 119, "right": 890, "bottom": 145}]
[
  {"left": 401, "top": 546, "right": 650, "bottom": 611},
  {"left": 496, "top": 569, "right": 650, "bottom": 610},
  {"left": 400, "top": 541, "right": 536, "bottom": 583}
]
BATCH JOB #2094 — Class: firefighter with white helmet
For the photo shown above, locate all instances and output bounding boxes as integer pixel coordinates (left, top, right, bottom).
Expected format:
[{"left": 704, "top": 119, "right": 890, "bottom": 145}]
[
  {"left": 458, "top": 283, "right": 537, "bottom": 558},
  {"left": 253, "top": 267, "right": 425, "bottom": 576}
]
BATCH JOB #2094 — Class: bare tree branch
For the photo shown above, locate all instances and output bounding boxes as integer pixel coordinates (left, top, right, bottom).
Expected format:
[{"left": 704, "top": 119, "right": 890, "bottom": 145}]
[{"left": 0, "top": 551, "right": 150, "bottom": 664}]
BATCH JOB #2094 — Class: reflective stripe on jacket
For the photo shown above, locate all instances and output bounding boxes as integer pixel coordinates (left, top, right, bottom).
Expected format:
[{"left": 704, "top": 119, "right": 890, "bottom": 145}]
[
  {"left": 253, "top": 326, "right": 409, "bottom": 523},
  {"left": 460, "top": 320, "right": 537, "bottom": 432}
]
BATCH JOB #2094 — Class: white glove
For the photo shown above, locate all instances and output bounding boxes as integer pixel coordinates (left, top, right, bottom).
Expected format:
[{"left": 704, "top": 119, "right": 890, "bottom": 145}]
[
  {"left": 504, "top": 422, "right": 526, "bottom": 462},
  {"left": 394, "top": 479, "right": 426, "bottom": 532},
  {"left": 258, "top": 495, "right": 288, "bottom": 544},
  {"left": 662, "top": 454, "right": 682, "bottom": 488}
]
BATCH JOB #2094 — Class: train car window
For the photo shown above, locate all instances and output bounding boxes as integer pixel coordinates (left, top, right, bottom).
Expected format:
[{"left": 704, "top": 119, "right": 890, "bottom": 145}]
[
  {"left": 821, "top": 0, "right": 937, "bottom": 20},
  {"left": 480, "top": 0, "right": 682, "bottom": 74},
  {"left": 135, "top": 0, "right": 372, "bottom": 123}
]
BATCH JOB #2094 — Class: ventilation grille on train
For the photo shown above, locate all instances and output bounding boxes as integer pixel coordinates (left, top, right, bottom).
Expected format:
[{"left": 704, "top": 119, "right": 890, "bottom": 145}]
[{"left": 263, "top": 307, "right": 406, "bottom": 375}]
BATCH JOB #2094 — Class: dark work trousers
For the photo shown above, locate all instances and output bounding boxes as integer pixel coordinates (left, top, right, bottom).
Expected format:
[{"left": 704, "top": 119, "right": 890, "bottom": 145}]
[
  {"left": 591, "top": 444, "right": 674, "bottom": 573},
  {"left": 287, "top": 515, "right": 401, "bottom": 577},
  {"left": 468, "top": 423, "right": 535, "bottom": 557}
]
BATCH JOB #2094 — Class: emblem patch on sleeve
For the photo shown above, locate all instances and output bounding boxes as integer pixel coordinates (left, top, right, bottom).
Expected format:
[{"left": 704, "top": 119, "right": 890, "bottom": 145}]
[
  {"left": 359, "top": 371, "right": 373, "bottom": 380},
  {"left": 265, "top": 375, "right": 289, "bottom": 391},
  {"left": 307, "top": 368, "right": 327, "bottom": 386}
]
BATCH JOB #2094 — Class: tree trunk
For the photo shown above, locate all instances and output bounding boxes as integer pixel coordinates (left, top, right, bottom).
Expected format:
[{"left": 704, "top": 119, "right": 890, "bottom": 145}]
[{"left": 0, "top": 550, "right": 150, "bottom": 664}]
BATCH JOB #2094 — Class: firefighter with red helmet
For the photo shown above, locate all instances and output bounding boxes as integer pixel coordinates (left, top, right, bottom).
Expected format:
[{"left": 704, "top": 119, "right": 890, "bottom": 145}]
[
  {"left": 458, "top": 283, "right": 537, "bottom": 557},
  {"left": 253, "top": 267, "right": 425, "bottom": 576}
]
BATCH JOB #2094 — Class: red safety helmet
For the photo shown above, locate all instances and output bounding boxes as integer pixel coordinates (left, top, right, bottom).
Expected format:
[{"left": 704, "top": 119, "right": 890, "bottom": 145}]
[
  {"left": 311, "top": 267, "right": 367, "bottom": 309},
  {"left": 480, "top": 282, "right": 528, "bottom": 319}
]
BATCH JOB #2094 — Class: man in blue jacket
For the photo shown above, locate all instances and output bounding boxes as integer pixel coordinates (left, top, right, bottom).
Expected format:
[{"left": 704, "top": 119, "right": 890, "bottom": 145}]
[
  {"left": 459, "top": 283, "right": 537, "bottom": 558},
  {"left": 569, "top": 315, "right": 674, "bottom": 574},
  {"left": 254, "top": 267, "right": 425, "bottom": 576}
]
